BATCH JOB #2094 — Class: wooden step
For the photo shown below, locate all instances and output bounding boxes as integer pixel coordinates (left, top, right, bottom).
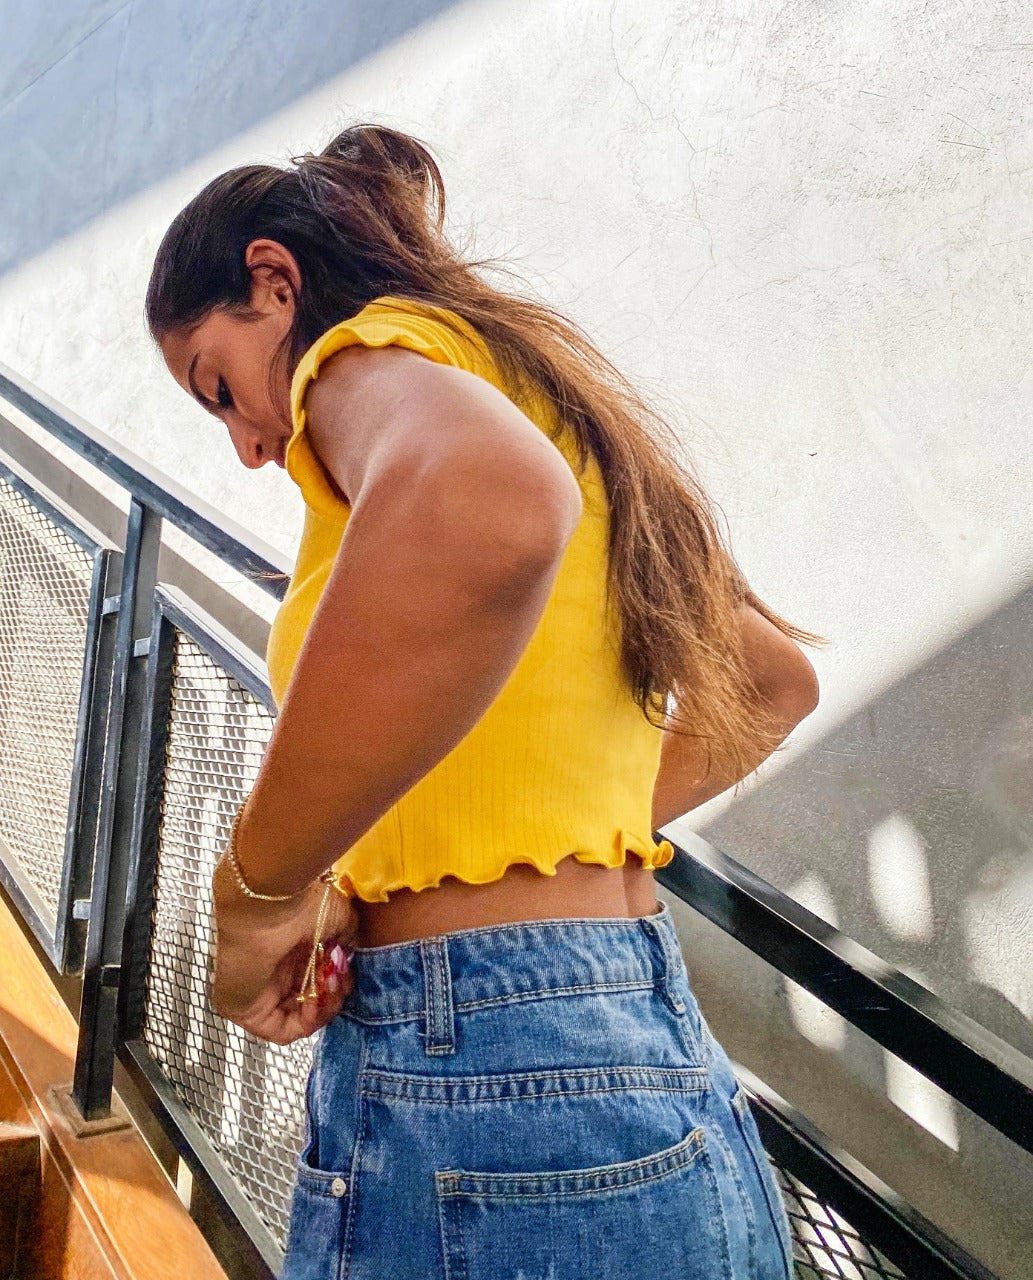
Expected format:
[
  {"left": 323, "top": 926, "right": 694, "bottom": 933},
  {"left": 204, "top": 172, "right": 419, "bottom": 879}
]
[
  {"left": 0, "top": 890, "right": 227, "bottom": 1280},
  {"left": 0, "top": 1120, "right": 40, "bottom": 1279}
]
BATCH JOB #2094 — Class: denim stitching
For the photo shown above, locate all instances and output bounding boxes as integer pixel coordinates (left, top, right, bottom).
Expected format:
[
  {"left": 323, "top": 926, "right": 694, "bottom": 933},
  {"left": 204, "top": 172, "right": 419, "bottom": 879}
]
[
  {"left": 360, "top": 1066, "right": 709, "bottom": 1104},
  {"left": 420, "top": 936, "right": 434, "bottom": 1047},
  {"left": 434, "top": 937, "right": 455, "bottom": 1054},
  {"left": 454, "top": 978, "right": 656, "bottom": 1012},
  {"left": 363, "top": 1065, "right": 707, "bottom": 1087},
  {"left": 435, "top": 1127, "right": 705, "bottom": 1199},
  {"left": 643, "top": 913, "right": 689, "bottom": 1016},
  {"left": 436, "top": 1172, "right": 467, "bottom": 1280},
  {"left": 339, "top": 1028, "right": 370, "bottom": 1280},
  {"left": 420, "top": 937, "right": 456, "bottom": 1055},
  {"left": 293, "top": 1163, "right": 350, "bottom": 1196},
  {"left": 731, "top": 1087, "right": 795, "bottom": 1275},
  {"left": 699, "top": 1125, "right": 734, "bottom": 1280},
  {"left": 709, "top": 1103, "right": 757, "bottom": 1272},
  {"left": 361, "top": 1083, "right": 708, "bottom": 1105},
  {"left": 345, "top": 977, "right": 658, "bottom": 1024}
]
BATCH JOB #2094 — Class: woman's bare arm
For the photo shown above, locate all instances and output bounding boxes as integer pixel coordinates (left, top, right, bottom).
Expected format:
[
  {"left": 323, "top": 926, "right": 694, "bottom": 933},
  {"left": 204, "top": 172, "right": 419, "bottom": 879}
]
[
  {"left": 233, "top": 346, "right": 583, "bottom": 895},
  {"left": 651, "top": 604, "right": 819, "bottom": 829}
]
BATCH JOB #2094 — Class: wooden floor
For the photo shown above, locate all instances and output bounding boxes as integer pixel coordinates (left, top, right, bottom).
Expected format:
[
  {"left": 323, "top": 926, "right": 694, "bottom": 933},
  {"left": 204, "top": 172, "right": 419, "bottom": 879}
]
[{"left": 0, "top": 893, "right": 227, "bottom": 1280}]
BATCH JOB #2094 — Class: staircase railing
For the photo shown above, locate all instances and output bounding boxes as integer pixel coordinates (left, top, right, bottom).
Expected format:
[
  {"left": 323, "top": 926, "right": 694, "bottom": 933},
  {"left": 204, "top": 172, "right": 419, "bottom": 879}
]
[{"left": 1, "top": 361, "right": 1027, "bottom": 1280}]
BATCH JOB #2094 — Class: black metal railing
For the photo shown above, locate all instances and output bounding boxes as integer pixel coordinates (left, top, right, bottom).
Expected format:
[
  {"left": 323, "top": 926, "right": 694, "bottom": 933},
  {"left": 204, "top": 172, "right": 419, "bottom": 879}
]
[
  {"left": 0, "top": 359, "right": 1024, "bottom": 1280},
  {"left": 655, "top": 834, "right": 1033, "bottom": 1158}
]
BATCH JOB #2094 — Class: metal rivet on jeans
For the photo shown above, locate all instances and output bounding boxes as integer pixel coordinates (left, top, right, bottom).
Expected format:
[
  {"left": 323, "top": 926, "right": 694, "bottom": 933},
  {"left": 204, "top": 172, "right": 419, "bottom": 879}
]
[{"left": 330, "top": 1177, "right": 347, "bottom": 1198}]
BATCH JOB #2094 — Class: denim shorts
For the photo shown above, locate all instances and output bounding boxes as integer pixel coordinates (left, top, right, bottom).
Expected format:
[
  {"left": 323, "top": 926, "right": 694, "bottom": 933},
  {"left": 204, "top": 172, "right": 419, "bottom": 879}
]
[{"left": 280, "top": 901, "right": 794, "bottom": 1279}]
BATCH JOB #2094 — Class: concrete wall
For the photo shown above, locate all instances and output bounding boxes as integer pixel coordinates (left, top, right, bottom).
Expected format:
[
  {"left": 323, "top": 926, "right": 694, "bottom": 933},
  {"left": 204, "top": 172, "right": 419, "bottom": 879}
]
[{"left": 1, "top": 0, "right": 1031, "bottom": 1273}]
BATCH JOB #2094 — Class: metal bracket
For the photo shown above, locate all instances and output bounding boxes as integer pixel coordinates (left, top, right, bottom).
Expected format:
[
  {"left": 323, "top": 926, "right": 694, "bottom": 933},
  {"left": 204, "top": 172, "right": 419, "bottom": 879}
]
[{"left": 48, "top": 1083, "right": 132, "bottom": 1138}]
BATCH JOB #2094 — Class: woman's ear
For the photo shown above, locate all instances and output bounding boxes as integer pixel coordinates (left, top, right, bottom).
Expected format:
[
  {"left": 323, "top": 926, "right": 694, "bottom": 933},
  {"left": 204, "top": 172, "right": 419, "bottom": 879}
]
[{"left": 244, "top": 238, "right": 302, "bottom": 313}]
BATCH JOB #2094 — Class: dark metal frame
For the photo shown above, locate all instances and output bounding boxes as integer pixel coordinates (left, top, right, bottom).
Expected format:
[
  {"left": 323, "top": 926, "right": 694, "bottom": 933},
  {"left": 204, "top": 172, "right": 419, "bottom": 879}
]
[
  {"left": 737, "top": 1066, "right": 999, "bottom": 1280},
  {"left": 655, "top": 831, "right": 1033, "bottom": 1157},
  {"left": 73, "top": 498, "right": 163, "bottom": 1118},
  {"left": 0, "top": 363, "right": 291, "bottom": 592},
  {"left": 117, "top": 586, "right": 280, "bottom": 1278},
  {"left": 0, "top": 457, "right": 120, "bottom": 974}
]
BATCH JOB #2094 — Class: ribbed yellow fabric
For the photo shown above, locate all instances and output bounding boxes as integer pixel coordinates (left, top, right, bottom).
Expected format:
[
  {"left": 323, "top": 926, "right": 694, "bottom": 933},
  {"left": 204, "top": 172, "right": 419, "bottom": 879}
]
[{"left": 265, "top": 297, "right": 674, "bottom": 902}]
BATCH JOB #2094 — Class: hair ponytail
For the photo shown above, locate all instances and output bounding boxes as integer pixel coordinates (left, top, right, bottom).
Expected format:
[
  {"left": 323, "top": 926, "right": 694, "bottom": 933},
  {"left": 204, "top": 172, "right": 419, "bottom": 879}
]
[
  {"left": 147, "top": 123, "right": 817, "bottom": 777},
  {"left": 319, "top": 124, "right": 445, "bottom": 214},
  {"left": 295, "top": 125, "right": 446, "bottom": 255}
]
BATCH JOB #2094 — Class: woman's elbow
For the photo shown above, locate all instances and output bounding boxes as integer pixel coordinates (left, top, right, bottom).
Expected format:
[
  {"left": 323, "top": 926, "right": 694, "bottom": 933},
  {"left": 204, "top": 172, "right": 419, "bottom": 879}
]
[
  {"left": 504, "top": 462, "right": 583, "bottom": 575},
  {"left": 455, "top": 465, "right": 582, "bottom": 609},
  {"left": 775, "top": 649, "right": 820, "bottom": 727}
]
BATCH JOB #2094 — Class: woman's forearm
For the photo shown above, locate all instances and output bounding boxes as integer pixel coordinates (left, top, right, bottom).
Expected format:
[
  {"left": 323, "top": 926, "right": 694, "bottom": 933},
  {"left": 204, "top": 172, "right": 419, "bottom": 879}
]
[
  {"left": 651, "top": 604, "right": 820, "bottom": 831},
  {"left": 233, "top": 482, "right": 573, "bottom": 897},
  {"left": 651, "top": 676, "right": 819, "bottom": 829}
]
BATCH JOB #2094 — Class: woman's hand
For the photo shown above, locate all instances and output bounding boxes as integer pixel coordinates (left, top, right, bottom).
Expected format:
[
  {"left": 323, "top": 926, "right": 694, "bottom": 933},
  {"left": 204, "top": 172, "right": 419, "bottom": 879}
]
[{"left": 209, "top": 857, "right": 359, "bottom": 1044}]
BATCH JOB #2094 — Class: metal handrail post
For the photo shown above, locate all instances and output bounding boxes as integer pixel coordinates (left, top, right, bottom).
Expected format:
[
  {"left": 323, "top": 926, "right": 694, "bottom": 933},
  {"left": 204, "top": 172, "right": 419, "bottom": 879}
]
[
  {"left": 72, "top": 497, "right": 162, "bottom": 1120},
  {"left": 58, "top": 547, "right": 122, "bottom": 974}
]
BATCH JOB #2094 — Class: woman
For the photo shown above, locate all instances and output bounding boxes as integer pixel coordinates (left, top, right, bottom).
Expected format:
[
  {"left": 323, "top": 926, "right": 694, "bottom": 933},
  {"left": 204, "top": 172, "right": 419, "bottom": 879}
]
[{"left": 146, "top": 124, "right": 818, "bottom": 1280}]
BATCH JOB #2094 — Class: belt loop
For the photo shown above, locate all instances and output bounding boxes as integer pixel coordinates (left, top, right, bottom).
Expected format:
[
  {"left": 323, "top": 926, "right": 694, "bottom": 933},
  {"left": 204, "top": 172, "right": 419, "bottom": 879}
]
[
  {"left": 420, "top": 936, "right": 455, "bottom": 1056},
  {"left": 642, "top": 909, "right": 687, "bottom": 1016}
]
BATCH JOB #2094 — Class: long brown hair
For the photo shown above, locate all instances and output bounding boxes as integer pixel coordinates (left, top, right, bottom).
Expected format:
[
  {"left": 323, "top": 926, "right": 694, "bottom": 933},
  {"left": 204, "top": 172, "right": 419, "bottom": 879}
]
[{"left": 146, "top": 123, "right": 815, "bottom": 776}]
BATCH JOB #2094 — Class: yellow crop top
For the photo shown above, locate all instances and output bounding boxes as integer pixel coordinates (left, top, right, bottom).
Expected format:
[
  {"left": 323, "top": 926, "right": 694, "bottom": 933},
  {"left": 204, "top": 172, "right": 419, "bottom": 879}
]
[{"left": 265, "top": 297, "right": 674, "bottom": 901}]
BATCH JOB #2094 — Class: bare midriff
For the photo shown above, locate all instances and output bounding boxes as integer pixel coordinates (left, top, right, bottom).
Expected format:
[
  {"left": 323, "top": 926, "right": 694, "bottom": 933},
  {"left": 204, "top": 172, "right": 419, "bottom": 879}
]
[{"left": 353, "top": 852, "right": 662, "bottom": 947}]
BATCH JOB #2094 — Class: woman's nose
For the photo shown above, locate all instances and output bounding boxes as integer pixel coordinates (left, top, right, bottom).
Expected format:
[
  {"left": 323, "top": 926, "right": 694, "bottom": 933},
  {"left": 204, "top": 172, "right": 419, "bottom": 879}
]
[{"left": 231, "top": 423, "right": 268, "bottom": 469}]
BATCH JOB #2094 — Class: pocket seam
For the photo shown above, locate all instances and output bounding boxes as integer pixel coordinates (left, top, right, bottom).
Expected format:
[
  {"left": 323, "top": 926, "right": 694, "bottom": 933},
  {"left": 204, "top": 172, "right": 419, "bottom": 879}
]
[
  {"left": 435, "top": 1124, "right": 706, "bottom": 1200},
  {"left": 434, "top": 1125, "right": 733, "bottom": 1280},
  {"left": 294, "top": 1158, "right": 351, "bottom": 1197},
  {"left": 361, "top": 1064, "right": 708, "bottom": 1105},
  {"left": 707, "top": 1109, "right": 758, "bottom": 1272},
  {"left": 298, "top": 1055, "right": 319, "bottom": 1168},
  {"left": 730, "top": 1086, "right": 794, "bottom": 1274}
]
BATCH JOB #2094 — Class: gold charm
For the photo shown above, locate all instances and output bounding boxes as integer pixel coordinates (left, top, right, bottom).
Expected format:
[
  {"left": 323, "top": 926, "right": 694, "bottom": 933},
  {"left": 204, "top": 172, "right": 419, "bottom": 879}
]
[{"left": 295, "top": 871, "right": 352, "bottom": 1004}]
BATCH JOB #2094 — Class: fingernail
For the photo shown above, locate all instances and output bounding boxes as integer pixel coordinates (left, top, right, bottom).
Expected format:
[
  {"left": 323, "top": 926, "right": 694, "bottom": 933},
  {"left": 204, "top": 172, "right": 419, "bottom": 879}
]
[
  {"left": 327, "top": 973, "right": 340, "bottom": 994},
  {"left": 330, "top": 945, "right": 352, "bottom": 974}
]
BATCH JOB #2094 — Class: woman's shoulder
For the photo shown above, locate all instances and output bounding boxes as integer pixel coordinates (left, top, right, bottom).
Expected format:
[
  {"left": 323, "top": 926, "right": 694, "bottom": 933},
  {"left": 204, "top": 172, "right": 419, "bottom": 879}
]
[
  {"left": 285, "top": 297, "right": 509, "bottom": 518},
  {"left": 290, "top": 295, "right": 492, "bottom": 424}
]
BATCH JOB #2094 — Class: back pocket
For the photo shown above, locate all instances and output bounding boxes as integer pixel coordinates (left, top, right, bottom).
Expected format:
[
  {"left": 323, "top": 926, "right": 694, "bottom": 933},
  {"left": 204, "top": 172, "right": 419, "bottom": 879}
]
[{"left": 434, "top": 1124, "right": 731, "bottom": 1280}]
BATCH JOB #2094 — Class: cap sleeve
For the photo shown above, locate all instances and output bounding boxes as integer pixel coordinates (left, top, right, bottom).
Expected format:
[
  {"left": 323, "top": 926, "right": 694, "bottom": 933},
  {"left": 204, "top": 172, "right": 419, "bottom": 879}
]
[{"left": 285, "top": 299, "right": 490, "bottom": 519}]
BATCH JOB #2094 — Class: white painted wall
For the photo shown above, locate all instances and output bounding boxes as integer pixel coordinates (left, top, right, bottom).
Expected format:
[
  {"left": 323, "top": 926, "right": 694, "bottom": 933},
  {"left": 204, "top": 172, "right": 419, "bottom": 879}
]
[{"left": 2, "top": 1, "right": 1031, "bottom": 1272}]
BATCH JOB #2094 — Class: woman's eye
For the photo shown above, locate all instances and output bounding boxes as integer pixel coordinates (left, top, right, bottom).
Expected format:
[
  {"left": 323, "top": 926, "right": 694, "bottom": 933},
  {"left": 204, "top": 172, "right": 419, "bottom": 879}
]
[{"left": 216, "top": 377, "right": 234, "bottom": 409}]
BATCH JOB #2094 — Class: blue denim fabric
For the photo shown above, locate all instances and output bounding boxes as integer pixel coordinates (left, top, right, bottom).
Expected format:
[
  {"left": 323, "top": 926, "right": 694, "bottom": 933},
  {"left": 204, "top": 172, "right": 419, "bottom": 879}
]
[{"left": 280, "top": 902, "right": 794, "bottom": 1279}]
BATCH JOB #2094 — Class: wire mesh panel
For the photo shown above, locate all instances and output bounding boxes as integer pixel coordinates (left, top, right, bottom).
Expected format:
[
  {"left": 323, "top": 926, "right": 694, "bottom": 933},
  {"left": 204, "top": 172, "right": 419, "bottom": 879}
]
[
  {"left": 0, "top": 471, "right": 96, "bottom": 920},
  {"left": 769, "top": 1160, "right": 908, "bottom": 1280},
  {"left": 142, "top": 628, "right": 311, "bottom": 1250}
]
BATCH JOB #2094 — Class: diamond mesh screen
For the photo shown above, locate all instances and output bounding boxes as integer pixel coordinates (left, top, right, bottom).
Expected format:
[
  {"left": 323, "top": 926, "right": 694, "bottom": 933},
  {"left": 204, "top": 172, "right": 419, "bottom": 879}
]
[
  {"left": 0, "top": 473, "right": 95, "bottom": 919},
  {"left": 142, "top": 629, "right": 311, "bottom": 1249},
  {"left": 770, "top": 1160, "right": 907, "bottom": 1279}
]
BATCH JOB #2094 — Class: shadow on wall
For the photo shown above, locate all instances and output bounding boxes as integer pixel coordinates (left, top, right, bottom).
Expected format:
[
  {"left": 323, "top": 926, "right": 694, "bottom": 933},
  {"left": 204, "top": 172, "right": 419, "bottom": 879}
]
[
  {"left": 0, "top": 0, "right": 460, "bottom": 276},
  {"left": 699, "top": 577, "right": 1033, "bottom": 1061}
]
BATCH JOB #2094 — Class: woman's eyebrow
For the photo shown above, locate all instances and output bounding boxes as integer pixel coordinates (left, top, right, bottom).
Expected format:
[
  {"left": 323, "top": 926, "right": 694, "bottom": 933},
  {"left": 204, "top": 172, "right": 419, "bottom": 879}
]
[{"left": 187, "top": 352, "right": 215, "bottom": 410}]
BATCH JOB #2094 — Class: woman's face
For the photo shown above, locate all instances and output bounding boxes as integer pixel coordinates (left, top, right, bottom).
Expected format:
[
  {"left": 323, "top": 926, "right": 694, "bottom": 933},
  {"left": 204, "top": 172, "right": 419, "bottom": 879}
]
[{"left": 159, "top": 240, "right": 300, "bottom": 470}]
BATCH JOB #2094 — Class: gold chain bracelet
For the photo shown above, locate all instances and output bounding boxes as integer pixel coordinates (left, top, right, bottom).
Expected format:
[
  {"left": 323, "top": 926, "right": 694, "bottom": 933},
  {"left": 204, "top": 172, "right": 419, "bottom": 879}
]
[
  {"left": 221, "top": 798, "right": 354, "bottom": 1006},
  {"left": 225, "top": 800, "right": 308, "bottom": 902}
]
